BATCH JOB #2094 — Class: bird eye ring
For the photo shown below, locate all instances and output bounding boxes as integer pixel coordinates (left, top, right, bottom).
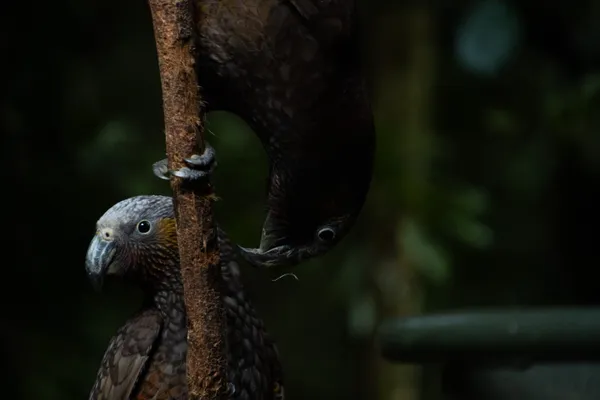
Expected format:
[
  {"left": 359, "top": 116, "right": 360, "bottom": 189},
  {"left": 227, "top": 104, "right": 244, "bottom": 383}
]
[
  {"left": 317, "top": 227, "right": 335, "bottom": 242},
  {"left": 137, "top": 220, "right": 152, "bottom": 234}
]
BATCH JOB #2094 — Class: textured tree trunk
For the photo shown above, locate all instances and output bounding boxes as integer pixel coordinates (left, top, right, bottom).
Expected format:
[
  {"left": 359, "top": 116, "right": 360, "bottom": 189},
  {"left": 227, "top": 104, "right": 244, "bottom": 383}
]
[{"left": 147, "top": 0, "right": 227, "bottom": 398}]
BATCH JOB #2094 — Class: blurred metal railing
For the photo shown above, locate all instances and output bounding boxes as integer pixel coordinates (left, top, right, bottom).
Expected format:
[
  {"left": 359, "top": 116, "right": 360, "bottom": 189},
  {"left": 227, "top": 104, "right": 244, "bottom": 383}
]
[{"left": 378, "top": 308, "right": 600, "bottom": 399}]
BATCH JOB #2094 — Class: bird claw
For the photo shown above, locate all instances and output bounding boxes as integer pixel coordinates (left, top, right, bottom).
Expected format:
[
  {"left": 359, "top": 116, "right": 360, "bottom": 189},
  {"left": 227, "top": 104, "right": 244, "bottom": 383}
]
[
  {"left": 152, "top": 143, "right": 216, "bottom": 182},
  {"left": 237, "top": 244, "right": 297, "bottom": 268},
  {"left": 152, "top": 159, "right": 171, "bottom": 180}
]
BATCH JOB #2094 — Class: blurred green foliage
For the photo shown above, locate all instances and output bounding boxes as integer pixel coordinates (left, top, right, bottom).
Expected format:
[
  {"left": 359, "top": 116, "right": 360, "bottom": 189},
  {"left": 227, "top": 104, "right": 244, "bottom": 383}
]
[{"left": 2, "top": 0, "right": 600, "bottom": 399}]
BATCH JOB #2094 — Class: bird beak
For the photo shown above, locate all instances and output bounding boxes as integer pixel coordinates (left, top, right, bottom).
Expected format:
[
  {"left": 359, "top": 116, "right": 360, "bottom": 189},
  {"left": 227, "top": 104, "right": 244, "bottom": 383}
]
[
  {"left": 241, "top": 211, "right": 320, "bottom": 268},
  {"left": 85, "top": 235, "right": 117, "bottom": 291},
  {"left": 237, "top": 244, "right": 302, "bottom": 268},
  {"left": 258, "top": 211, "right": 287, "bottom": 252}
]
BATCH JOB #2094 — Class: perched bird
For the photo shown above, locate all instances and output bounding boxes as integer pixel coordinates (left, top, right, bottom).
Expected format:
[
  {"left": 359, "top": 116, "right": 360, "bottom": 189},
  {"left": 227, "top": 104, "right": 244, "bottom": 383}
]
[
  {"left": 153, "top": 0, "right": 375, "bottom": 268},
  {"left": 85, "top": 195, "right": 284, "bottom": 400}
]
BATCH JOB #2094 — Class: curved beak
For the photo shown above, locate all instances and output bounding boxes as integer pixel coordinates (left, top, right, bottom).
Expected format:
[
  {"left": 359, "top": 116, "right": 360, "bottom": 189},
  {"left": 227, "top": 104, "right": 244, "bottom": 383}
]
[
  {"left": 258, "top": 211, "right": 288, "bottom": 252},
  {"left": 241, "top": 211, "right": 324, "bottom": 268},
  {"left": 85, "top": 235, "right": 117, "bottom": 291},
  {"left": 237, "top": 244, "right": 307, "bottom": 268}
]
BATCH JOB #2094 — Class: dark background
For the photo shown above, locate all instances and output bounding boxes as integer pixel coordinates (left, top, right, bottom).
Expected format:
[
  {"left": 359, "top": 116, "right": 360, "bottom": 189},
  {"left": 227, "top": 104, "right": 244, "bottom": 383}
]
[{"left": 2, "top": 0, "right": 600, "bottom": 399}]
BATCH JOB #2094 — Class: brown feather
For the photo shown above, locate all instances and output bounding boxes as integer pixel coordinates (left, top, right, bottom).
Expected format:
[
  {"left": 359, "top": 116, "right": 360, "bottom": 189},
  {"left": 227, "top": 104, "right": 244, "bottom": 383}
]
[
  {"left": 87, "top": 196, "right": 284, "bottom": 400},
  {"left": 89, "top": 310, "right": 162, "bottom": 400}
]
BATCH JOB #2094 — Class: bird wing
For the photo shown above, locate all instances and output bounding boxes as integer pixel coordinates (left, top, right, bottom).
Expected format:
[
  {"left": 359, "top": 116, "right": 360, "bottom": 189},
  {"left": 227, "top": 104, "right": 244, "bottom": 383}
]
[{"left": 89, "top": 309, "right": 163, "bottom": 400}]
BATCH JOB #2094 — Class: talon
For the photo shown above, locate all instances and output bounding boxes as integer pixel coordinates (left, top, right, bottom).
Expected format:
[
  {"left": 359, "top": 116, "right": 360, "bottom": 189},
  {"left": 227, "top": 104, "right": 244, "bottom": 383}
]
[
  {"left": 184, "top": 144, "right": 216, "bottom": 169},
  {"left": 172, "top": 167, "right": 209, "bottom": 181},
  {"left": 152, "top": 159, "right": 170, "bottom": 180},
  {"left": 152, "top": 143, "right": 216, "bottom": 182}
]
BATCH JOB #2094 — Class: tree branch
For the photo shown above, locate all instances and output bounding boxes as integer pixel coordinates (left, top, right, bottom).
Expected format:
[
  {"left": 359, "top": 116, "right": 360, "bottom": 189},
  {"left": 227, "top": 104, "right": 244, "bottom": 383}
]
[{"left": 147, "top": 0, "right": 227, "bottom": 398}]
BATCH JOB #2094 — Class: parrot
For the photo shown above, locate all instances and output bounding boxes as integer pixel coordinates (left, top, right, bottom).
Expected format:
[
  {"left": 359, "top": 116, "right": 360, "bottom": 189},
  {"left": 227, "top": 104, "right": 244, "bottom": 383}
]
[
  {"left": 85, "top": 195, "right": 284, "bottom": 400},
  {"left": 152, "top": 0, "right": 375, "bottom": 269}
]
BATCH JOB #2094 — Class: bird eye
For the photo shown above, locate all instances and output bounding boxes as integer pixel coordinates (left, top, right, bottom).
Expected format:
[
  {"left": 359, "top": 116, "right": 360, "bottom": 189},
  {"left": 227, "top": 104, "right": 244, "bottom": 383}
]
[
  {"left": 317, "top": 227, "right": 336, "bottom": 242},
  {"left": 137, "top": 220, "right": 152, "bottom": 234}
]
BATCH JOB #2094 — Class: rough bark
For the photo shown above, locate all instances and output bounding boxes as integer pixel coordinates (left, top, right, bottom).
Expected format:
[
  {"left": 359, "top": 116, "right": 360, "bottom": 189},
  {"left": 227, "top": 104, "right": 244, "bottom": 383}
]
[{"left": 147, "top": 0, "right": 227, "bottom": 399}]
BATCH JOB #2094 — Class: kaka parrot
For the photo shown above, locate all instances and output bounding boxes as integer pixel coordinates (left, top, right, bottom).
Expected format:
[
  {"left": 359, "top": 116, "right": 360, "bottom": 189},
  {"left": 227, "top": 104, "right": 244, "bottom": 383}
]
[
  {"left": 85, "top": 195, "right": 284, "bottom": 400},
  {"left": 153, "top": 0, "right": 375, "bottom": 269}
]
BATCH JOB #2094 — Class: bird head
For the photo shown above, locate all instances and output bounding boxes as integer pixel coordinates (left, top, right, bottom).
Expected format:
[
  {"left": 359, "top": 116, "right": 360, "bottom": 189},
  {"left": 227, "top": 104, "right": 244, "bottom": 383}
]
[
  {"left": 238, "top": 166, "right": 367, "bottom": 269},
  {"left": 238, "top": 207, "right": 356, "bottom": 268},
  {"left": 85, "top": 195, "right": 178, "bottom": 291}
]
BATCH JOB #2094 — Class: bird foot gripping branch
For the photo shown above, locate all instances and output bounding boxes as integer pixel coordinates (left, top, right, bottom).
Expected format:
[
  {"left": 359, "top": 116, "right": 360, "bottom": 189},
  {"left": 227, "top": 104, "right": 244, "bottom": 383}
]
[{"left": 153, "top": 143, "right": 217, "bottom": 183}]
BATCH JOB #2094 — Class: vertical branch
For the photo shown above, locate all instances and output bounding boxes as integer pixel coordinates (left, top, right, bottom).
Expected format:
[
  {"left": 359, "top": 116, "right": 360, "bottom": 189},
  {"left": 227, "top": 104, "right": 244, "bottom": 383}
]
[{"left": 147, "top": 0, "right": 227, "bottom": 399}]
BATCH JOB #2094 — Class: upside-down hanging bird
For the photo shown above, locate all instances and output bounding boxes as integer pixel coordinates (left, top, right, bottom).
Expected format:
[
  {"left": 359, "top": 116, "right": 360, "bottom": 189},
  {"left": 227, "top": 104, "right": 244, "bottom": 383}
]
[
  {"left": 85, "top": 195, "right": 284, "bottom": 400},
  {"left": 153, "top": 0, "right": 375, "bottom": 269}
]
